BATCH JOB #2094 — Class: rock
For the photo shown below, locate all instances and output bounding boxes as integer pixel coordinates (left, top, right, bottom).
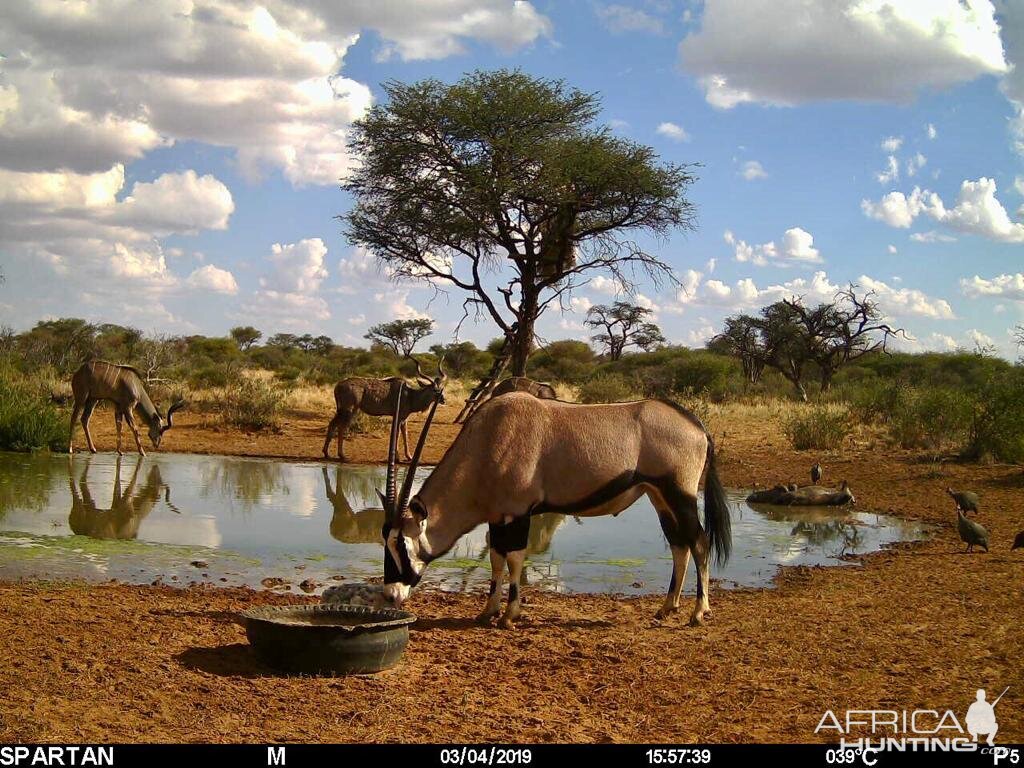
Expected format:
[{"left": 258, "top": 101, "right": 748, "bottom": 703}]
[{"left": 321, "top": 582, "right": 387, "bottom": 608}]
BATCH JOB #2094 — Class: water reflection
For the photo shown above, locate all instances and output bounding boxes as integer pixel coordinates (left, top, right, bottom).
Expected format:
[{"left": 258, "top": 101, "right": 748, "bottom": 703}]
[
  {"left": 0, "top": 452, "right": 932, "bottom": 594},
  {"left": 323, "top": 465, "right": 385, "bottom": 545},
  {"left": 68, "top": 457, "right": 169, "bottom": 540}
]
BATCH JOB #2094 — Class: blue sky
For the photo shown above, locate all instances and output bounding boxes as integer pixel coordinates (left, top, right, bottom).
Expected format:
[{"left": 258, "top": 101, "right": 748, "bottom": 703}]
[{"left": 1, "top": 1, "right": 1022, "bottom": 356}]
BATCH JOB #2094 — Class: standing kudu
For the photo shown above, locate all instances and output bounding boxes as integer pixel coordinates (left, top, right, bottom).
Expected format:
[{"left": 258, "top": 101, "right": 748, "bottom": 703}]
[
  {"left": 379, "top": 393, "right": 731, "bottom": 629},
  {"left": 69, "top": 361, "right": 185, "bottom": 456},
  {"left": 322, "top": 357, "right": 446, "bottom": 463}
]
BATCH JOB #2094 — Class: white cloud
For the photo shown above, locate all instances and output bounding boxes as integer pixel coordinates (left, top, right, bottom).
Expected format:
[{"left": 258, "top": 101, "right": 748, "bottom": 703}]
[
  {"left": 589, "top": 275, "right": 620, "bottom": 295},
  {"left": 855, "top": 274, "right": 955, "bottom": 319},
  {"left": 926, "top": 123, "right": 937, "bottom": 140},
  {"left": 905, "top": 152, "right": 927, "bottom": 178},
  {"left": 909, "top": 230, "right": 957, "bottom": 243},
  {"left": 966, "top": 328, "right": 996, "bottom": 349},
  {"left": 240, "top": 290, "right": 330, "bottom": 328},
  {"left": 686, "top": 321, "right": 716, "bottom": 347},
  {"left": 960, "top": 273, "right": 1024, "bottom": 301},
  {"left": 887, "top": 244, "right": 898, "bottom": 254},
  {"left": 113, "top": 171, "right": 234, "bottom": 235},
  {"left": 724, "top": 227, "right": 822, "bottom": 266},
  {"left": 187, "top": 264, "right": 238, "bottom": 294},
  {"left": 865, "top": 178, "right": 1024, "bottom": 242},
  {"left": 1015, "top": 176, "right": 1024, "bottom": 196},
  {"left": 739, "top": 160, "right": 767, "bottom": 180},
  {"left": 881, "top": 136, "right": 904, "bottom": 153},
  {"left": 376, "top": 289, "right": 428, "bottom": 320},
  {"left": 876, "top": 155, "right": 899, "bottom": 185},
  {"left": 348, "top": 313, "right": 366, "bottom": 326},
  {"left": 596, "top": 5, "right": 664, "bottom": 35},
  {"left": 679, "top": 0, "right": 1007, "bottom": 109},
  {"left": 569, "top": 296, "right": 593, "bottom": 314},
  {"left": 261, "top": 238, "right": 329, "bottom": 294},
  {"left": 656, "top": 122, "right": 690, "bottom": 142}
]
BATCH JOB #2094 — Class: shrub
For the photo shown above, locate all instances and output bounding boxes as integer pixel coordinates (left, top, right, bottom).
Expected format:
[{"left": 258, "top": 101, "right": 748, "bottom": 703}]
[
  {"left": 190, "top": 363, "right": 232, "bottom": 389},
  {"left": 578, "top": 374, "right": 641, "bottom": 404},
  {"left": 783, "top": 406, "right": 851, "bottom": 450},
  {"left": 0, "top": 366, "right": 68, "bottom": 451},
  {"left": 221, "top": 377, "right": 284, "bottom": 431},
  {"left": 966, "top": 369, "right": 1024, "bottom": 462},
  {"left": 888, "top": 386, "right": 971, "bottom": 455}
]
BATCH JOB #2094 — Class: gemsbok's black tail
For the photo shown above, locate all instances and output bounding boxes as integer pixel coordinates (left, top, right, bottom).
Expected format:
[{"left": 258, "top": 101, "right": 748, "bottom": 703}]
[{"left": 703, "top": 435, "right": 732, "bottom": 567}]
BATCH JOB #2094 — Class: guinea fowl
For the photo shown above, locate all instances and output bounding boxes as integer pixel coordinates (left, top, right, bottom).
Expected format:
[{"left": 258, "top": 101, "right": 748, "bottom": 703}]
[
  {"left": 1012, "top": 531, "right": 1024, "bottom": 551},
  {"left": 957, "top": 511, "right": 989, "bottom": 553},
  {"left": 811, "top": 462, "right": 822, "bottom": 485},
  {"left": 947, "top": 487, "right": 980, "bottom": 514}
]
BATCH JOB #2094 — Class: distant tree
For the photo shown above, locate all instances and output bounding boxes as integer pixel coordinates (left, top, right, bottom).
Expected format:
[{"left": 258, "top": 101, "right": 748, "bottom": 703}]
[
  {"left": 585, "top": 301, "right": 665, "bottom": 361},
  {"left": 18, "top": 318, "right": 97, "bottom": 372},
  {"left": 267, "top": 333, "right": 300, "bottom": 351},
  {"left": 364, "top": 318, "right": 434, "bottom": 358},
  {"left": 342, "top": 69, "right": 695, "bottom": 376},
  {"left": 429, "top": 341, "right": 491, "bottom": 379},
  {"left": 715, "top": 286, "right": 902, "bottom": 399},
  {"left": 310, "top": 335, "right": 334, "bottom": 356},
  {"left": 135, "top": 335, "right": 180, "bottom": 383},
  {"left": 710, "top": 315, "right": 765, "bottom": 384},
  {"left": 230, "top": 326, "right": 262, "bottom": 351}
]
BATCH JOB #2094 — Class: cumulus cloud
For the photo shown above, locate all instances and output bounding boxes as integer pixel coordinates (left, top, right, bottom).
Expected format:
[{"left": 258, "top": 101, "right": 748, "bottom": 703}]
[
  {"left": 261, "top": 238, "right": 329, "bottom": 294},
  {"left": 881, "top": 136, "right": 904, "bottom": 153},
  {"left": 876, "top": 155, "right": 900, "bottom": 185},
  {"left": 678, "top": 0, "right": 1007, "bottom": 109},
  {"left": 656, "top": 122, "right": 690, "bottom": 142},
  {"left": 724, "top": 227, "right": 822, "bottom": 266},
  {"left": 960, "top": 273, "right": 1024, "bottom": 301},
  {"left": 667, "top": 268, "right": 952, "bottom": 319},
  {"left": 187, "top": 264, "right": 238, "bottom": 294},
  {"left": 595, "top": 4, "right": 664, "bottom": 35},
  {"left": 862, "top": 177, "right": 1024, "bottom": 242},
  {"left": 739, "top": 160, "right": 767, "bottom": 180}
]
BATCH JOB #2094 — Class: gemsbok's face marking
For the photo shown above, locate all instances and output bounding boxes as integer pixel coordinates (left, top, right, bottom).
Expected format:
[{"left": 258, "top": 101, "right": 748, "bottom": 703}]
[{"left": 382, "top": 508, "right": 428, "bottom": 607}]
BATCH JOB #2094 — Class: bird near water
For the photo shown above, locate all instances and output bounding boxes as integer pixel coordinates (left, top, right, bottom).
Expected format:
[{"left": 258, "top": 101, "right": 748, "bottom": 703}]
[
  {"left": 957, "top": 511, "right": 989, "bottom": 553},
  {"left": 811, "top": 462, "right": 822, "bottom": 485},
  {"left": 946, "top": 487, "right": 980, "bottom": 514}
]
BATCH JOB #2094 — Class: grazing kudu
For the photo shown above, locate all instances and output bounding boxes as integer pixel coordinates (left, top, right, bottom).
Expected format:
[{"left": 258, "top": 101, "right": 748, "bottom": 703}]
[
  {"left": 322, "top": 358, "right": 446, "bottom": 463},
  {"left": 69, "top": 361, "right": 185, "bottom": 456},
  {"left": 379, "top": 392, "right": 731, "bottom": 629}
]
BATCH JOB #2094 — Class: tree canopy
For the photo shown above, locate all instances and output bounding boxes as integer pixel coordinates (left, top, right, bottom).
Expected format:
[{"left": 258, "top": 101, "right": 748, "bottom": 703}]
[
  {"left": 342, "top": 69, "right": 696, "bottom": 375},
  {"left": 364, "top": 318, "right": 434, "bottom": 358},
  {"left": 585, "top": 301, "right": 665, "bottom": 361}
]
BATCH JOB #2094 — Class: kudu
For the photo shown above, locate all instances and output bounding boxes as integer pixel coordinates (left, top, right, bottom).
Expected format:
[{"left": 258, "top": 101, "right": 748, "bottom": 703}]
[
  {"left": 69, "top": 361, "right": 185, "bottom": 456},
  {"left": 322, "top": 357, "right": 446, "bottom": 463},
  {"left": 379, "top": 392, "right": 731, "bottom": 629}
]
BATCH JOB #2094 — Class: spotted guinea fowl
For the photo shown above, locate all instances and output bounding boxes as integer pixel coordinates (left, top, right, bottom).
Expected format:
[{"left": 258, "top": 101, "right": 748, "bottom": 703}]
[
  {"left": 957, "top": 511, "right": 989, "bottom": 553},
  {"left": 947, "top": 487, "right": 980, "bottom": 514},
  {"left": 1012, "top": 531, "right": 1024, "bottom": 551},
  {"left": 811, "top": 462, "right": 822, "bottom": 485}
]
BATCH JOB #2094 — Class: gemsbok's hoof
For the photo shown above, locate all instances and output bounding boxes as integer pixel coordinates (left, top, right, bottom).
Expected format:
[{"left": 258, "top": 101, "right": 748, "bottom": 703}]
[
  {"left": 475, "top": 610, "right": 498, "bottom": 626},
  {"left": 654, "top": 606, "right": 678, "bottom": 621},
  {"left": 689, "top": 611, "right": 709, "bottom": 627},
  {"left": 497, "top": 616, "right": 517, "bottom": 630}
]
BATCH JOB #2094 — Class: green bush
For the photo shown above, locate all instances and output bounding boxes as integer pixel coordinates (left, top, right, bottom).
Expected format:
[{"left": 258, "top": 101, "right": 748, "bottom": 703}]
[
  {"left": 190, "top": 363, "right": 233, "bottom": 389},
  {"left": 221, "top": 377, "right": 284, "bottom": 431},
  {"left": 966, "top": 369, "right": 1024, "bottom": 462},
  {"left": 783, "top": 407, "right": 851, "bottom": 451},
  {"left": 889, "top": 386, "right": 971, "bottom": 455},
  {"left": 0, "top": 367, "right": 68, "bottom": 451},
  {"left": 578, "top": 374, "right": 641, "bottom": 404}
]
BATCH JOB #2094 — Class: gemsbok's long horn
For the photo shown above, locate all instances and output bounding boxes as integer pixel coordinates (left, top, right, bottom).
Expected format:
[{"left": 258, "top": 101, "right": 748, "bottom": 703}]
[
  {"left": 397, "top": 392, "right": 441, "bottom": 516},
  {"left": 161, "top": 400, "right": 187, "bottom": 433},
  {"left": 381, "top": 382, "right": 404, "bottom": 522}
]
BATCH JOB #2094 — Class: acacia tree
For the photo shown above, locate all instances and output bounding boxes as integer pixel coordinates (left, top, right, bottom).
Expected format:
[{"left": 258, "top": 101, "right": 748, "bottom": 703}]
[
  {"left": 230, "top": 326, "right": 262, "bottom": 351},
  {"left": 714, "top": 287, "right": 902, "bottom": 400},
  {"left": 585, "top": 301, "right": 665, "bottom": 361},
  {"left": 343, "top": 70, "right": 695, "bottom": 376},
  {"left": 364, "top": 318, "right": 434, "bottom": 358}
]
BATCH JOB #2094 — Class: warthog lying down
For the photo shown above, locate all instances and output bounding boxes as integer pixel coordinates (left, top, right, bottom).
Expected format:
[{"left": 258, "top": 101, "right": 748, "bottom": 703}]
[{"left": 746, "top": 481, "right": 855, "bottom": 507}]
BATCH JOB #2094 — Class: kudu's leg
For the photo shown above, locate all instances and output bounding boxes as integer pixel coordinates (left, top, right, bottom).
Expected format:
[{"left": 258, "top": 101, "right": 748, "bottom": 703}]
[
  {"left": 69, "top": 399, "right": 83, "bottom": 454},
  {"left": 322, "top": 412, "right": 341, "bottom": 458},
  {"left": 81, "top": 399, "right": 99, "bottom": 453},
  {"left": 475, "top": 542, "right": 506, "bottom": 625},
  {"left": 652, "top": 490, "right": 692, "bottom": 620},
  {"left": 335, "top": 410, "right": 353, "bottom": 462},
  {"left": 124, "top": 409, "right": 145, "bottom": 457},
  {"left": 114, "top": 410, "right": 124, "bottom": 456}
]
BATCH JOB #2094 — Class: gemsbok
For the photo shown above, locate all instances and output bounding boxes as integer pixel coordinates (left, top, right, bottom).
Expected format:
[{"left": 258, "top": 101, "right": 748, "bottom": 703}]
[
  {"left": 69, "top": 361, "right": 185, "bottom": 456},
  {"left": 378, "top": 391, "right": 731, "bottom": 629},
  {"left": 322, "top": 357, "right": 446, "bottom": 463}
]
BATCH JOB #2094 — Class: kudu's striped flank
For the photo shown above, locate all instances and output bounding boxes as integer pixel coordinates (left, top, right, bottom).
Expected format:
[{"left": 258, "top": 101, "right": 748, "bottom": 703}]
[{"left": 69, "top": 360, "right": 184, "bottom": 456}]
